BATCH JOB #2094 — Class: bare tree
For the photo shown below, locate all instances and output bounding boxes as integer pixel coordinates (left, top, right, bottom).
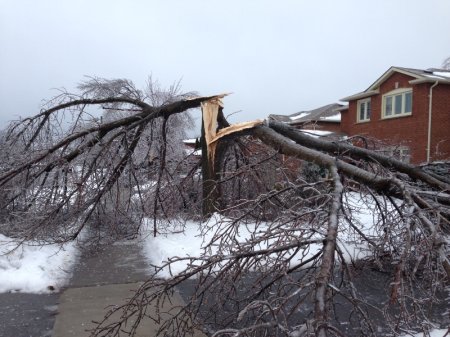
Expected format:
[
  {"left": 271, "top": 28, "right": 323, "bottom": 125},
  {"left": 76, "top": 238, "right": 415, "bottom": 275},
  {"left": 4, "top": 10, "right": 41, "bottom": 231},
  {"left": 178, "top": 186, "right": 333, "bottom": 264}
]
[
  {"left": 0, "top": 78, "right": 449, "bottom": 336},
  {"left": 443, "top": 56, "right": 450, "bottom": 70},
  {"left": 0, "top": 77, "right": 202, "bottom": 242}
]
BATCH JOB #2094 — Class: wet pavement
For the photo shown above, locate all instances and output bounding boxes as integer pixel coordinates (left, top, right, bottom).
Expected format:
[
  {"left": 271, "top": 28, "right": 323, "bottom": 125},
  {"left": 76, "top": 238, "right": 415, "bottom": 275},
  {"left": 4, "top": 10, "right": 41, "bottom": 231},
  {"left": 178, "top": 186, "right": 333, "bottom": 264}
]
[
  {"left": 51, "top": 239, "right": 205, "bottom": 337},
  {"left": 0, "top": 292, "right": 58, "bottom": 337},
  {"left": 69, "top": 239, "right": 152, "bottom": 287},
  {"left": 52, "top": 282, "right": 205, "bottom": 337},
  {"left": 178, "top": 267, "right": 450, "bottom": 336}
]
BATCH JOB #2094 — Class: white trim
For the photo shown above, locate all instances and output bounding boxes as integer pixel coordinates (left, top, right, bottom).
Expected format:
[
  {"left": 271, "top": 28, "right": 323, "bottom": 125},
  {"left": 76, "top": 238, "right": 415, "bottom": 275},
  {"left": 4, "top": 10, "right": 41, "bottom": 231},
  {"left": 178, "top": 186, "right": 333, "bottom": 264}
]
[
  {"left": 357, "top": 98, "right": 371, "bottom": 122},
  {"left": 342, "top": 67, "right": 449, "bottom": 104},
  {"left": 341, "top": 90, "right": 379, "bottom": 102},
  {"left": 381, "top": 88, "right": 412, "bottom": 119},
  {"left": 366, "top": 67, "right": 422, "bottom": 92},
  {"left": 409, "top": 78, "right": 450, "bottom": 85}
]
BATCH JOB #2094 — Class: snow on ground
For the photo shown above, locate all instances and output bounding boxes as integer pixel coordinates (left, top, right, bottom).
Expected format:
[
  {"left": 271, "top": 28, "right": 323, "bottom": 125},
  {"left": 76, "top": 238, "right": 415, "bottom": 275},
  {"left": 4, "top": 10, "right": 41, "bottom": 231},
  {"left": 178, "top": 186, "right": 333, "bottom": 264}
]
[
  {"left": 0, "top": 234, "right": 80, "bottom": 293},
  {"left": 142, "top": 193, "right": 385, "bottom": 279},
  {"left": 142, "top": 214, "right": 286, "bottom": 278},
  {"left": 142, "top": 219, "right": 213, "bottom": 278},
  {"left": 400, "top": 328, "right": 449, "bottom": 337}
]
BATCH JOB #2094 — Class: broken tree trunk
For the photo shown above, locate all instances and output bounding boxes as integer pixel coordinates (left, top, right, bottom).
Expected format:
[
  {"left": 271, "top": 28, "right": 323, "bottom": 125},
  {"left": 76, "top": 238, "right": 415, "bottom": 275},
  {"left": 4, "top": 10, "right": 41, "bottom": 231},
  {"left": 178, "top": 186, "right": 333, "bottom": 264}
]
[
  {"left": 200, "top": 113, "right": 219, "bottom": 217},
  {"left": 200, "top": 96, "right": 264, "bottom": 217}
]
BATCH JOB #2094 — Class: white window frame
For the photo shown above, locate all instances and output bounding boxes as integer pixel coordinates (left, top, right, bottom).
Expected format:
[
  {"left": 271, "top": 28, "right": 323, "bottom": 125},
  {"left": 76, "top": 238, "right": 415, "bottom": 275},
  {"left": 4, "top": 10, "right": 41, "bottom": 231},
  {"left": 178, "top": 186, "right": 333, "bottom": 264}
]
[
  {"left": 357, "top": 98, "right": 371, "bottom": 122},
  {"left": 382, "top": 88, "right": 412, "bottom": 119}
]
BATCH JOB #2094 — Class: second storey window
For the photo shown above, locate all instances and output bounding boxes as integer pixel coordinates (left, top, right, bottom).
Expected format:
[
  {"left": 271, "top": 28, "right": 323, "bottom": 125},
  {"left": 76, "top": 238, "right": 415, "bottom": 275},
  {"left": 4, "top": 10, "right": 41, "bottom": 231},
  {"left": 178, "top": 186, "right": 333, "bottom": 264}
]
[
  {"left": 357, "top": 98, "right": 371, "bottom": 122},
  {"left": 382, "top": 89, "right": 412, "bottom": 118}
]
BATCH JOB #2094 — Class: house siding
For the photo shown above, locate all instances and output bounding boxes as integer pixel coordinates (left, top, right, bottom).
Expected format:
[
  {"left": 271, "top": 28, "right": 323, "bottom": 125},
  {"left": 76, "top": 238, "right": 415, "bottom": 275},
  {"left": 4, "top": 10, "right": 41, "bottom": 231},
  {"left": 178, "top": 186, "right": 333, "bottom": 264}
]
[{"left": 341, "top": 72, "right": 450, "bottom": 164}]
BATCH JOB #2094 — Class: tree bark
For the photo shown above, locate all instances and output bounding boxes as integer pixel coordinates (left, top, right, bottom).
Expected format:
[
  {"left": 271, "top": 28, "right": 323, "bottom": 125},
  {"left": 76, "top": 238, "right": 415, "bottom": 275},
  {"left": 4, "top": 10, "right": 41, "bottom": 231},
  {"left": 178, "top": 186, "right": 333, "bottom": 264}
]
[
  {"left": 201, "top": 115, "right": 219, "bottom": 217},
  {"left": 314, "top": 165, "right": 343, "bottom": 337}
]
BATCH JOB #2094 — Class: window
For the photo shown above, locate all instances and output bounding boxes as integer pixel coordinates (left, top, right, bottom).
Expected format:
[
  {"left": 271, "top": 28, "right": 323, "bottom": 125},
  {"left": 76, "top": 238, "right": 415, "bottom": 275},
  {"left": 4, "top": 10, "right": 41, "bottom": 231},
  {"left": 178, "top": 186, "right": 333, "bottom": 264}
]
[
  {"left": 357, "top": 98, "right": 371, "bottom": 122},
  {"left": 382, "top": 89, "right": 412, "bottom": 118},
  {"left": 379, "top": 146, "right": 411, "bottom": 163}
]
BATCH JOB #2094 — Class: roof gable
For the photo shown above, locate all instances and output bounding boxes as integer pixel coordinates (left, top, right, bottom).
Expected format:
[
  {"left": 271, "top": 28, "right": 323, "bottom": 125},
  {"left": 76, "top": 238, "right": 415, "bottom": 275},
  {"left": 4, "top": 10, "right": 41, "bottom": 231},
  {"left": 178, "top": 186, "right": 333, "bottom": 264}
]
[
  {"left": 365, "top": 67, "right": 422, "bottom": 91},
  {"left": 341, "top": 66, "right": 450, "bottom": 102}
]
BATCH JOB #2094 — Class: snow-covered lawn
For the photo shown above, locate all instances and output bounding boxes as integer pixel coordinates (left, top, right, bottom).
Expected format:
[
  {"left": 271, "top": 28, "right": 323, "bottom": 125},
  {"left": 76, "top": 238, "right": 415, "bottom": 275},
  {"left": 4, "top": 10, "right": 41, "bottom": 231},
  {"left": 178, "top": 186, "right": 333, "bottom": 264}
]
[
  {"left": 142, "top": 219, "right": 373, "bottom": 279},
  {"left": 142, "top": 219, "right": 214, "bottom": 278},
  {"left": 0, "top": 234, "right": 80, "bottom": 293},
  {"left": 142, "top": 214, "right": 272, "bottom": 278},
  {"left": 142, "top": 194, "right": 382, "bottom": 279}
]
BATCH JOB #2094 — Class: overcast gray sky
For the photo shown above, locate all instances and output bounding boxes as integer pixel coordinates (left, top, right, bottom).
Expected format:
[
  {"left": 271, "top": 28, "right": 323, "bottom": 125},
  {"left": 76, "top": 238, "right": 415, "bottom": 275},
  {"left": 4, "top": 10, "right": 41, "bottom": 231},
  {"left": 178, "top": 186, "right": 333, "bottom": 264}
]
[{"left": 1, "top": 0, "right": 449, "bottom": 133}]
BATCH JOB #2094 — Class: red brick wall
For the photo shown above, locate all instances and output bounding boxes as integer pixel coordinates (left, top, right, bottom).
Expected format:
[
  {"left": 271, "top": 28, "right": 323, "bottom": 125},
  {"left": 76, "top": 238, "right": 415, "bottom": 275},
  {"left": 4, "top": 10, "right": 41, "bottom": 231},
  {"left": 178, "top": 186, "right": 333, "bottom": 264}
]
[
  {"left": 341, "top": 72, "right": 450, "bottom": 164},
  {"left": 430, "top": 84, "right": 450, "bottom": 161}
]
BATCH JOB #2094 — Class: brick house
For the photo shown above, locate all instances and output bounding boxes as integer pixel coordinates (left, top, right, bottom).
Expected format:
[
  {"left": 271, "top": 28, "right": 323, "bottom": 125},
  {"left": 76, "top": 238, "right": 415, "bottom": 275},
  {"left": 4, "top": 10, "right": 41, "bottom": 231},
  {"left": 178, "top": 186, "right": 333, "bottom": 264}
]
[{"left": 340, "top": 67, "right": 450, "bottom": 164}]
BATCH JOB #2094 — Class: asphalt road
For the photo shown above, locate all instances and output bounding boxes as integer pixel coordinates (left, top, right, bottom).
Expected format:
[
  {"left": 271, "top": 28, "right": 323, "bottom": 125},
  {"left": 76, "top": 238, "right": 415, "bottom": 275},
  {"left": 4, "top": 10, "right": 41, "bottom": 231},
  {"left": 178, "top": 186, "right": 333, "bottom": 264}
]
[
  {"left": 178, "top": 266, "right": 450, "bottom": 336},
  {"left": 0, "top": 292, "right": 58, "bottom": 337}
]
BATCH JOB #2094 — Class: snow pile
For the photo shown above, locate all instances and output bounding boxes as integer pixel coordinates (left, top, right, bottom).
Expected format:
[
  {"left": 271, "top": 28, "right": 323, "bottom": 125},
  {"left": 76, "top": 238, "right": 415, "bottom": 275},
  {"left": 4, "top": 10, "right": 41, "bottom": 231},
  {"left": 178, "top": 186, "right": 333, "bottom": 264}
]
[
  {"left": 142, "top": 195, "right": 382, "bottom": 279},
  {"left": 0, "top": 234, "right": 80, "bottom": 293},
  {"left": 142, "top": 219, "right": 211, "bottom": 278},
  {"left": 142, "top": 214, "right": 277, "bottom": 278}
]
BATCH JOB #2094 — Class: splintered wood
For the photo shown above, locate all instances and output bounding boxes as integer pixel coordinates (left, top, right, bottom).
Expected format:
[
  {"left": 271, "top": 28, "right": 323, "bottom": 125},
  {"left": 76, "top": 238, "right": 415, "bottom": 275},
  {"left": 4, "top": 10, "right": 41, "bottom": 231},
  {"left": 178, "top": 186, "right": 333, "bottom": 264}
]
[
  {"left": 201, "top": 97, "right": 222, "bottom": 164},
  {"left": 211, "top": 120, "right": 264, "bottom": 143},
  {"left": 201, "top": 96, "right": 263, "bottom": 165}
]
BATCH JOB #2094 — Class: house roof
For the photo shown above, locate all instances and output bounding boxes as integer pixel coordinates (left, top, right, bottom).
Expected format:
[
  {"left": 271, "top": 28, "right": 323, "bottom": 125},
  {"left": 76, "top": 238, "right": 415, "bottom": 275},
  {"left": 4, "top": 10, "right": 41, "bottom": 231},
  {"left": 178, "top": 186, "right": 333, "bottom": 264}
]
[
  {"left": 341, "top": 66, "right": 450, "bottom": 102},
  {"left": 183, "top": 138, "right": 198, "bottom": 144},
  {"left": 269, "top": 103, "right": 343, "bottom": 124}
]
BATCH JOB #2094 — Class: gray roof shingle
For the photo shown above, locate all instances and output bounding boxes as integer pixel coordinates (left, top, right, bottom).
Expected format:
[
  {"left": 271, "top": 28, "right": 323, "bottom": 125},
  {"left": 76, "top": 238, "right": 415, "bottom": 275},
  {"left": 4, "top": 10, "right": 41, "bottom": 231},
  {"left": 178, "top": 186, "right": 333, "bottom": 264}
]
[{"left": 269, "top": 103, "right": 343, "bottom": 125}]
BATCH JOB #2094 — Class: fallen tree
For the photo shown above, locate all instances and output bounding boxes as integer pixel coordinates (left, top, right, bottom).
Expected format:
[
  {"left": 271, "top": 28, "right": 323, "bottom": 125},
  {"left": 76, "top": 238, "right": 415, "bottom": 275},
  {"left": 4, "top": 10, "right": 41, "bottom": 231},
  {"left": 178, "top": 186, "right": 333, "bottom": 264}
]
[{"left": 0, "top": 78, "right": 449, "bottom": 336}]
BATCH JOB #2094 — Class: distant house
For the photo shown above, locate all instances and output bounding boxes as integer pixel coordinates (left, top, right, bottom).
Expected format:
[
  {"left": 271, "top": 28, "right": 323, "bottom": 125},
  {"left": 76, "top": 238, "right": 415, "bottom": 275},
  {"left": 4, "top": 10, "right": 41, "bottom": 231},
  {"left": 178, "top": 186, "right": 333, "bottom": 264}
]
[
  {"left": 269, "top": 103, "right": 345, "bottom": 139},
  {"left": 340, "top": 67, "right": 450, "bottom": 164},
  {"left": 183, "top": 138, "right": 201, "bottom": 156}
]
